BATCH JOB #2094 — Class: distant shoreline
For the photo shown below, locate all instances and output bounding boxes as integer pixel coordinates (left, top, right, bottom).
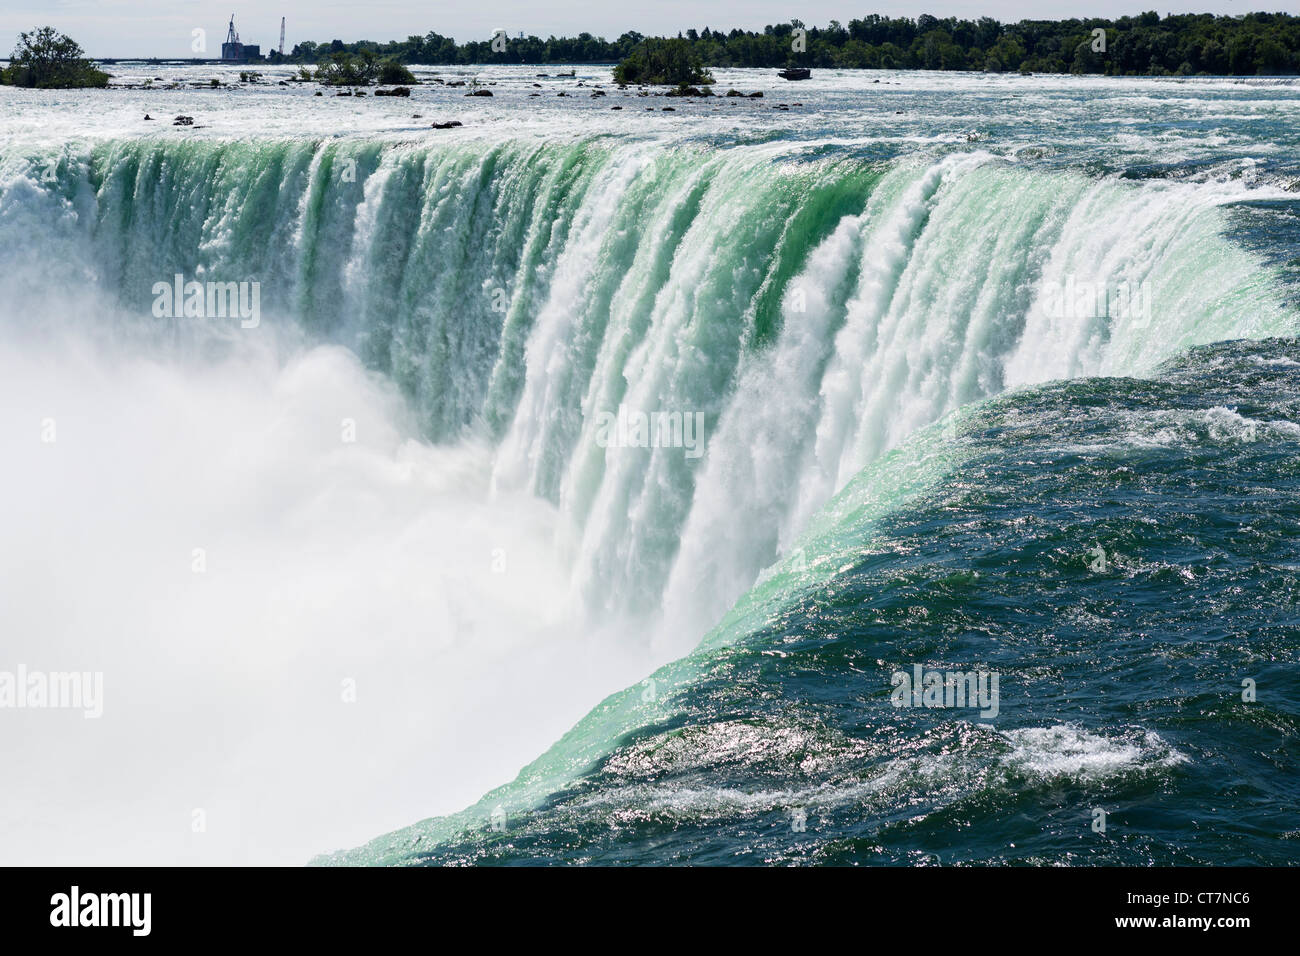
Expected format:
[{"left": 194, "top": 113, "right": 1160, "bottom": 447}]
[
  {"left": 24, "top": 63, "right": 1297, "bottom": 82},
  {"left": 81, "top": 12, "right": 1300, "bottom": 79}
]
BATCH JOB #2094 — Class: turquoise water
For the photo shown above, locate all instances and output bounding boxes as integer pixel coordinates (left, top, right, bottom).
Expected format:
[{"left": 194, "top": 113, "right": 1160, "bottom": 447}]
[
  {"left": 344, "top": 339, "right": 1300, "bottom": 864},
  {"left": 1, "top": 68, "right": 1297, "bottom": 864}
]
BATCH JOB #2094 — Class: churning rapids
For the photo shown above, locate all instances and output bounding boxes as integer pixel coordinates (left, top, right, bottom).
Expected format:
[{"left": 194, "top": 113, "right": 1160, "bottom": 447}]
[{"left": 1, "top": 67, "right": 1297, "bottom": 865}]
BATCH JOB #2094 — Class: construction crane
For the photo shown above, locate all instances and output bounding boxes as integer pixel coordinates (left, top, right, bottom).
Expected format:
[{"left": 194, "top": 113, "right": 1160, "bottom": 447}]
[
  {"left": 221, "top": 14, "right": 242, "bottom": 60},
  {"left": 279, "top": 17, "right": 285, "bottom": 56}
]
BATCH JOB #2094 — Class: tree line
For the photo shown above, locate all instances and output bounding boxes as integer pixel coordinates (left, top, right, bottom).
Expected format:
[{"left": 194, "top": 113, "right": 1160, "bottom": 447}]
[{"left": 283, "top": 12, "right": 1300, "bottom": 76}]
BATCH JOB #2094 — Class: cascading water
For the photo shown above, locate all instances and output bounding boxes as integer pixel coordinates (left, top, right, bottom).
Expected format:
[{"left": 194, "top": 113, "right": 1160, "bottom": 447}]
[
  {"left": 6, "top": 137, "right": 1287, "bottom": 633},
  {"left": 1, "top": 105, "right": 1295, "bottom": 864}
]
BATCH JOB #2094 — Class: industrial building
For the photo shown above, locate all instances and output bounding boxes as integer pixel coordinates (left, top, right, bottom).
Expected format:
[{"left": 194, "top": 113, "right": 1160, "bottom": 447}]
[{"left": 220, "top": 15, "right": 261, "bottom": 61}]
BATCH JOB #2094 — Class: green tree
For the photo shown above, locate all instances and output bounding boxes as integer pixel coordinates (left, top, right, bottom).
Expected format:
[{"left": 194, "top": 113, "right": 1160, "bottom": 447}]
[
  {"left": 2, "top": 27, "right": 108, "bottom": 88},
  {"left": 614, "top": 37, "right": 713, "bottom": 85},
  {"left": 988, "top": 35, "right": 1025, "bottom": 71},
  {"left": 1255, "top": 37, "right": 1291, "bottom": 75},
  {"left": 1071, "top": 40, "right": 1103, "bottom": 74},
  {"left": 314, "top": 51, "right": 379, "bottom": 86},
  {"left": 377, "top": 58, "right": 417, "bottom": 84}
]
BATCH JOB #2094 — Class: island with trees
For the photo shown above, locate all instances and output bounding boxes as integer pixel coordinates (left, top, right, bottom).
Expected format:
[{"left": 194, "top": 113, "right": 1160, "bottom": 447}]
[{"left": 1, "top": 27, "right": 108, "bottom": 87}]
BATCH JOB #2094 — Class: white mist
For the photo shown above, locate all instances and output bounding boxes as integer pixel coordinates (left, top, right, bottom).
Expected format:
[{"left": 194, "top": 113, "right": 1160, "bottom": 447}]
[{"left": 0, "top": 321, "right": 656, "bottom": 865}]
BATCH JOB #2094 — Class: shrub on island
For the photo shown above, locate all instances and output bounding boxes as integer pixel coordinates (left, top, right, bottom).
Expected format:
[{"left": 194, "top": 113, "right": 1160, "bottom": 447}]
[
  {"left": 613, "top": 38, "right": 713, "bottom": 86},
  {"left": 1, "top": 27, "right": 109, "bottom": 89}
]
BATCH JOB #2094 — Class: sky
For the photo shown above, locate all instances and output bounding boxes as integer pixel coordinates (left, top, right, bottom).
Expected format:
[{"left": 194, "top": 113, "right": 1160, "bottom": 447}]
[{"left": 0, "top": 1, "right": 1280, "bottom": 58}]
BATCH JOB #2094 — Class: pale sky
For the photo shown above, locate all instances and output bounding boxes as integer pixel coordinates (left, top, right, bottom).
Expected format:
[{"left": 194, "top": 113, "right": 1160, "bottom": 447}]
[{"left": 0, "top": 1, "right": 1279, "bottom": 58}]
